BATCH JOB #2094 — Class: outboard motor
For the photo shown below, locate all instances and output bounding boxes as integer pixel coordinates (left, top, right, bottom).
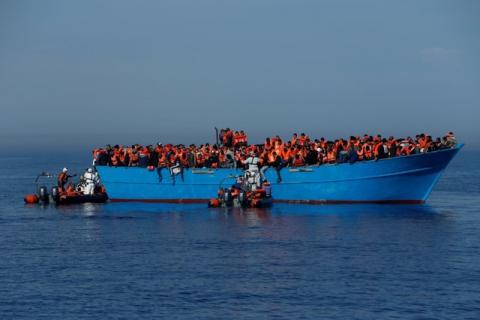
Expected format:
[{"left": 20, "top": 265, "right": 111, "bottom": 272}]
[
  {"left": 38, "top": 186, "right": 49, "bottom": 203},
  {"left": 238, "top": 191, "right": 247, "bottom": 207},
  {"left": 51, "top": 186, "right": 60, "bottom": 203},
  {"left": 223, "top": 188, "right": 232, "bottom": 206}
]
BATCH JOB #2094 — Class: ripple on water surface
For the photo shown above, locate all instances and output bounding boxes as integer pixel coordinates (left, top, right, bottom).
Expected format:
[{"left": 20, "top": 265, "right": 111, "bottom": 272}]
[{"left": 0, "top": 151, "right": 479, "bottom": 319}]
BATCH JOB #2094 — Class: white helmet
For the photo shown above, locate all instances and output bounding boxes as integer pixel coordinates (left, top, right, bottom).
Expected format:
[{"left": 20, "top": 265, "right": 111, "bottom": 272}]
[
  {"left": 62, "top": 168, "right": 68, "bottom": 173},
  {"left": 87, "top": 168, "right": 93, "bottom": 173}
]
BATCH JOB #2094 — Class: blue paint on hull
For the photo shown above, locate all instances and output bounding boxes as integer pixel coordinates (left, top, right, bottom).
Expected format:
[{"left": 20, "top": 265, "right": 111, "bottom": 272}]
[{"left": 96, "top": 145, "right": 463, "bottom": 203}]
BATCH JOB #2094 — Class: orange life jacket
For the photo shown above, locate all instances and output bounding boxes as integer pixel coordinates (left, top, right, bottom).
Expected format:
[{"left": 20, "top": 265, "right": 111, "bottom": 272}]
[
  {"left": 363, "top": 144, "right": 373, "bottom": 159},
  {"left": 326, "top": 150, "right": 336, "bottom": 163},
  {"left": 130, "top": 153, "right": 139, "bottom": 165},
  {"left": 268, "top": 152, "right": 276, "bottom": 164},
  {"left": 293, "top": 157, "right": 305, "bottom": 167},
  {"left": 158, "top": 153, "right": 167, "bottom": 167}
]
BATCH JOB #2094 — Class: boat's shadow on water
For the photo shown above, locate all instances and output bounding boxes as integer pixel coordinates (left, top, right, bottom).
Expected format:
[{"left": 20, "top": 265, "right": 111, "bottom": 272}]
[{"left": 89, "top": 202, "right": 445, "bottom": 220}]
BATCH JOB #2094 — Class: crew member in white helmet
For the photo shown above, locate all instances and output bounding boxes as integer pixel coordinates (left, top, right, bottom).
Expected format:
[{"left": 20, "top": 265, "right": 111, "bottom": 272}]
[
  {"left": 57, "top": 167, "right": 74, "bottom": 192},
  {"left": 83, "top": 168, "right": 97, "bottom": 195}
]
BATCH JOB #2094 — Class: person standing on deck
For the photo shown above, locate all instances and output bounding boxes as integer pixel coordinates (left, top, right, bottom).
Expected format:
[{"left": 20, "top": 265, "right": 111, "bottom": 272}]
[{"left": 57, "top": 168, "right": 74, "bottom": 192}]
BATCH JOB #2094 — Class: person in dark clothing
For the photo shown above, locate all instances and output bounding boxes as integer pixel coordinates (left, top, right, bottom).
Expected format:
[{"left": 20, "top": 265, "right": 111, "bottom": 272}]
[
  {"left": 269, "top": 151, "right": 284, "bottom": 183},
  {"left": 305, "top": 147, "right": 319, "bottom": 165},
  {"left": 348, "top": 144, "right": 359, "bottom": 164}
]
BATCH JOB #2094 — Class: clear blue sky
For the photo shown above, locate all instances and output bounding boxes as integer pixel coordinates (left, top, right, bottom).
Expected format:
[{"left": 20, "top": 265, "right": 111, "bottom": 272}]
[{"left": 1, "top": 0, "right": 479, "bottom": 149}]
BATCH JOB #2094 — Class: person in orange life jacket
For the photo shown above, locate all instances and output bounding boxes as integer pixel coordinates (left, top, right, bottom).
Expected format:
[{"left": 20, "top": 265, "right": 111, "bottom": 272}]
[
  {"left": 292, "top": 153, "right": 305, "bottom": 167},
  {"left": 298, "top": 133, "right": 309, "bottom": 146},
  {"left": 156, "top": 149, "right": 167, "bottom": 183},
  {"left": 387, "top": 137, "right": 398, "bottom": 157},
  {"left": 325, "top": 144, "right": 337, "bottom": 164},
  {"left": 291, "top": 133, "right": 298, "bottom": 146},
  {"left": 65, "top": 183, "right": 79, "bottom": 196},
  {"left": 240, "top": 130, "right": 248, "bottom": 146},
  {"left": 109, "top": 145, "right": 122, "bottom": 166},
  {"left": 129, "top": 149, "right": 139, "bottom": 166},
  {"left": 57, "top": 168, "right": 76, "bottom": 192},
  {"left": 424, "top": 135, "right": 434, "bottom": 152},
  {"left": 233, "top": 131, "right": 241, "bottom": 147}
]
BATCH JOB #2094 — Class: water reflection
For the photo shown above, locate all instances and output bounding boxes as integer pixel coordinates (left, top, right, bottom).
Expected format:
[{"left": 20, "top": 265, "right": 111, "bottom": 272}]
[{"left": 46, "top": 201, "right": 447, "bottom": 228}]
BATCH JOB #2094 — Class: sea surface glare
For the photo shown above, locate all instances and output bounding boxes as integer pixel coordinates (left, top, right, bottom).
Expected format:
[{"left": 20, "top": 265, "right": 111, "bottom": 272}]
[{"left": 0, "top": 150, "right": 479, "bottom": 319}]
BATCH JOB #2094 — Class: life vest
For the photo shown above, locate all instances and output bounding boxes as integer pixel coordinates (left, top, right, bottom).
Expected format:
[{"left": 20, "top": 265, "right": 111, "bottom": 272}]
[
  {"left": 180, "top": 155, "right": 189, "bottom": 167},
  {"left": 293, "top": 156, "right": 305, "bottom": 167},
  {"left": 110, "top": 149, "right": 122, "bottom": 166},
  {"left": 234, "top": 133, "right": 247, "bottom": 145},
  {"left": 233, "top": 133, "right": 241, "bottom": 145},
  {"left": 130, "top": 153, "right": 139, "bottom": 166},
  {"left": 158, "top": 153, "right": 167, "bottom": 167},
  {"left": 291, "top": 136, "right": 298, "bottom": 146},
  {"left": 326, "top": 150, "right": 336, "bottom": 163},
  {"left": 92, "top": 149, "right": 100, "bottom": 162},
  {"left": 139, "top": 148, "right": 150, "bottom": 158},
  {"left": 58, "top": 172, "right": 68, "bottom": 187},
  {"left": 66, "top": 185, "right": 78, "bottom": 196},
  {"left": 363, "top": 144, "right": 373, "bottom": 160},
  {"left": 400, "top": 144, "right": 414, "bottom": 155},
  {"left": 268, "top": 152, "right": 276, "bottom": 164},
  {"left": 219, "top": 152, "right": 226, "bottom": 164},
  {"left": 299, "top": 136, "right": 308, "bottom": 146},
  {"left": 281, "top": 149, "right": 290, "bottom": 162}
]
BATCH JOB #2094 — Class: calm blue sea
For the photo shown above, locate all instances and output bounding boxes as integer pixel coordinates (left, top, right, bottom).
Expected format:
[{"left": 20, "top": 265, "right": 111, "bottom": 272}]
[{"left": 0, "top": 149, "right": 479, "bottom": 319}]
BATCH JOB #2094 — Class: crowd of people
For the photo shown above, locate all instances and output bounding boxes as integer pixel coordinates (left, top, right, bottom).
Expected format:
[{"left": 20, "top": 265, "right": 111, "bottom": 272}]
[{"left": 92, "top": 129, "right": 457, "bottom": 170}]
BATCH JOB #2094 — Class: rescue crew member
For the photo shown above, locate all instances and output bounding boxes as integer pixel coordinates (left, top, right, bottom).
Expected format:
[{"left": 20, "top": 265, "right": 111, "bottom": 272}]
[{"left": 58, "top": 168, "right": 75, "bottom": 192}]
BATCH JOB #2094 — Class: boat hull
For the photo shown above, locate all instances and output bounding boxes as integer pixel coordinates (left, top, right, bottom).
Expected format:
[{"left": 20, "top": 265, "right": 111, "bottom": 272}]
[{"left": 96, "top": 145, "right": 462, "bottom": 204}]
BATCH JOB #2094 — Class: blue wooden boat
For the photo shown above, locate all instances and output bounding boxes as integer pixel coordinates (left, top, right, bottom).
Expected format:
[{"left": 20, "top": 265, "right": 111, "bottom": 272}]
[{"left": 96, "top": 144, "right": 463, "bottom": 204}]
